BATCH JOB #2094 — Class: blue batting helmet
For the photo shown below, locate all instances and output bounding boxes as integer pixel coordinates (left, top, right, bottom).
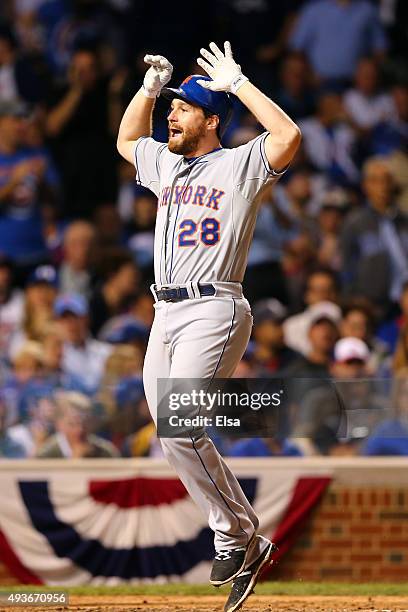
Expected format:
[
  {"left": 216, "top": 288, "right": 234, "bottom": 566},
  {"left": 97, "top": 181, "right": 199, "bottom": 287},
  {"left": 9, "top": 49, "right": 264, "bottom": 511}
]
[{"left": 161, "top": 75, "right": 233, "bottom": 136}]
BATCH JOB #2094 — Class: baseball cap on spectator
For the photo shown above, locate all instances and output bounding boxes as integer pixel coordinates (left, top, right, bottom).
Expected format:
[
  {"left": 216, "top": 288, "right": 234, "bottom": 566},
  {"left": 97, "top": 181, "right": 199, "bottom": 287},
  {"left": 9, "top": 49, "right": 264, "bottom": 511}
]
[
  {"left": 114, "top": 377, "right": 144, "bottom": 409},
  {"left": 99, "top": 315, "right": 149, "bottom": 344},
  {"left": 0, "top": 100, "right": 29, "bottom": 119},
  {"left": 308, "top": 301, "right": 342, "bottom": 328},
  {"left": 54, "top": 294, "right": 88, "bottom": 317},
  {"left": 334, "top": 337, "right": 370, "bottom": 363},
  {"left": 27, "top": 265, "right": 58, "bottom": 287},
  {"left": 252, "top": 299, "right": 288, "bottom": 325}
]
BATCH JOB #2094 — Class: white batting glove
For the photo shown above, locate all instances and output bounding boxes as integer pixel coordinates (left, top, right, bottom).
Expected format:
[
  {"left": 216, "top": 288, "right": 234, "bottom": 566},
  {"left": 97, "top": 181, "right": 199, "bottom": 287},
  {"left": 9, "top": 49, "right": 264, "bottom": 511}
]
[
  {"left": 197, "top": 41, "right": 248, "bottom": 95},
  {"left": 142, "top": 54, "right": 173, "bottom": 98}
]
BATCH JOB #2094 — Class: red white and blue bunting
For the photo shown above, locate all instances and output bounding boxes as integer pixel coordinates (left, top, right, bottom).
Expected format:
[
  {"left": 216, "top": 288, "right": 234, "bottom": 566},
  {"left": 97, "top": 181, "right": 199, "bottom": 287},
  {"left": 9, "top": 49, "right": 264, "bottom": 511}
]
[{"left": 0, "top": 460, "right": 331, "bottom": 585}]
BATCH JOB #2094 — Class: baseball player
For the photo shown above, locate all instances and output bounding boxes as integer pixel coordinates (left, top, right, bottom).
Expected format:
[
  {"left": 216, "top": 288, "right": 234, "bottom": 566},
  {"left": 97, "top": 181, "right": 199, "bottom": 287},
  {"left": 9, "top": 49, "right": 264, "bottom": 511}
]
[{"left": 117, "top": 41, "right": 301, "bottom": 612}]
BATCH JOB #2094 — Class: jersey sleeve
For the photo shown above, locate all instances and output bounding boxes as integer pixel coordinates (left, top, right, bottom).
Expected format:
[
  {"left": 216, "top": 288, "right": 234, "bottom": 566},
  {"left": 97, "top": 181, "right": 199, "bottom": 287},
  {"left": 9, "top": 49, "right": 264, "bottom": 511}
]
[
  {"left": 232, "top": 132, "right": 288, "bottom": 202},
  {"left": 133, "top": 137, "right": 167, "bottom": 197}
]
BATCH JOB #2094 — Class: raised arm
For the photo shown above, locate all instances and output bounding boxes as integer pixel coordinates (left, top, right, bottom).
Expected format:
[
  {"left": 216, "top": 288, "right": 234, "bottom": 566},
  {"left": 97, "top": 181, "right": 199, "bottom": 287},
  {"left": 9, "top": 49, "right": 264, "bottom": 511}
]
[
  {"left": 197, "top": 42, "right": 301, "bottom": 171},
  {"left": 116, "top": 55, "right": 173, "bottom": 164}
]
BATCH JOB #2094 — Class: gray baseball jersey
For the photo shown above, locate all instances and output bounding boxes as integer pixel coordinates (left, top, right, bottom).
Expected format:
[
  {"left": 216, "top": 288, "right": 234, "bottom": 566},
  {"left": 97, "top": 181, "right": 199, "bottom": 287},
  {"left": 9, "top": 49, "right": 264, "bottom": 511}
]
[{"left": 134, "top": 133, "right": 286, "bottom": 285}]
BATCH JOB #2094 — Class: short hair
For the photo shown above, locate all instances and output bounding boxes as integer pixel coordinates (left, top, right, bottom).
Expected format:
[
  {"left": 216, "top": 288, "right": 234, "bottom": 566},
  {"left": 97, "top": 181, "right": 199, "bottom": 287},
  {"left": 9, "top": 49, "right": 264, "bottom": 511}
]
[
  {"left": 306, "top": 266, "right": 340, "bottom": 292},
  {"left": 362, "top": 156, "right": 391, "bottom": 178},
  {"left": 341, "top": 297, "right": 374, "bottom": 323},
  {"left": 98, "top": 249, "right": 136, "bottom": 281},
  {"left": 54, "top": 391, "right": 92, "bottom": 420},
  {"left": 63, "top": 220, "right": 95, "bottom": 245}
]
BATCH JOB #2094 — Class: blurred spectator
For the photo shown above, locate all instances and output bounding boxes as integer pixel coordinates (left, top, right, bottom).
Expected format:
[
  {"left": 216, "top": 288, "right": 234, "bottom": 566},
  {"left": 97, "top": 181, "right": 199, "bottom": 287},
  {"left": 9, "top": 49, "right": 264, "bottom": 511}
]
[
  {"left": 36, "top": 0, "right": 121, "bottom": 77},
  {"left": 388, "top": 146, "right": 408, "bottom": 214},
  {"left": 0, "top": 100, "right": 59, "bottom": 268},
  {"left": 39, "top": 322, "right": 89, "bottom": 393},
  {"left": 273, "top": 168, "right": 317, "bottom": 237},
  {"left": 122, "top": 418, "right": 163, "bottom": 458},
  {"left": 343, "top": 57, "right": 395, "bottom": 131},
  {"left": 90, "top": 250, "right": 139, "bottom": 336},
  {"left": 45, "top": 47, "right": 117, "bottom": 218},
  {"left": 97, "top": 344, "right": 147, "bottom": 446},
  {"left": 341, "top": 156, "right": 408, "bottom": 308},
  {"left": 245, "top": 183, "right": 299, "bottom": 305},
  {"left": 59, "top": 220, "right": 96, "bottom": 298},
  {"left": 36, "top": 391, "right": 119, "bottom": 458},
  {"left": 376, "top": 281, "right": 408, "bottom": 354},
  {"left": 8, "top": 395, "right": 55, "bottom": 458},
  {"left": 11, "top": 340, "right": 43, "bottom": 384},
  {"left": 315, "top": 189, "right": 349, "bottom": 270},
  {"left": 0, "top": 255, "right": 24, "bottom": 356},
  {"left": 197, "top": 1, "right": 299, "bottom": 93},
  {"left": 368, "top": 84, "right": 408, "bottom": 157},
  {"left": 251, "top": 299, "right": 300, "bottom": 374},
  {"left": 93, "top": 203, "right": 125, "bottom": 250},
  {"left": 11, "top": 0, "right": 47, "bottom": 54},
  {"left": 299, "top": 90, "right": 359, "bottom": 185},
  {"left": 98, "top": 314, "right": 149, "bottom": 350},
  {"left": 284, "top": 310, "right": 340, "bottom": 433},
  {"left": 227, "top": 437, "right": 303, "bottom": 458},
  {"left": 293, "top": 336, "right": 384, "bottom": 455},
  {"left": 126, "top": 289, "right": 154, "bottom": 328},
  {"left": 340, "top": 298, "right": 389, "bottom": 374},
  {"left": 281, "top": 232, "right": 318, "bottom": 312},
  {"left": 54, "top": 293, "right": 112, "bottom": 393},
  {"left": 9, "top": 264, "right": 57, "bottom": 357},
  {"left": 274, "top": 53, "right": 316, "bottom": 121},
  {"left": 7, "top": 340, "right": 46, "bottom": 422},
  {"left": 289, "top": 0, "right": 387, "bottom": 85},
  {"left": 21, "top": 111, "right": 64, "bottom": 260},
  {"left": 361, "top": 369, "right": 408, "bottom": 456},
  {"left": 284, "top": 268, "right": 340, "bottom": 354},
  {"left": 0, "top": 23, "right": 47, "bottom": 105},
  {"left": 127, "top": 190, "right": 156, "bottom": 274},
  {"left": 284, "top": 309, "right": 339, "bottom": 379},
  {"left": 0, "top": 390, "right": 26, "bottom": 458},
  {"left": 117, "top": 159, "right": 139, "bottom": 223}
]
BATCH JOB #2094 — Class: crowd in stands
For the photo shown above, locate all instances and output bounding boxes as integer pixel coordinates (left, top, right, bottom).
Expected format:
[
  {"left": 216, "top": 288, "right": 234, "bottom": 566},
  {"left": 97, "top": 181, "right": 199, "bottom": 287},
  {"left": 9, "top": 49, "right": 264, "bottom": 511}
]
[{"left": 0, "top": 0, "right": 408, "bottom": 459}]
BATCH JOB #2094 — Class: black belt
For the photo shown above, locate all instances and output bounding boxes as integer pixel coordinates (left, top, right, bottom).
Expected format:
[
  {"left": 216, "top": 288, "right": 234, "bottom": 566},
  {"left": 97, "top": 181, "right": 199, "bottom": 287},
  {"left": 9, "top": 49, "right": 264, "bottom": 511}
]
[{"left": 155, "top": 283, "right": 216, "bottom": 302}]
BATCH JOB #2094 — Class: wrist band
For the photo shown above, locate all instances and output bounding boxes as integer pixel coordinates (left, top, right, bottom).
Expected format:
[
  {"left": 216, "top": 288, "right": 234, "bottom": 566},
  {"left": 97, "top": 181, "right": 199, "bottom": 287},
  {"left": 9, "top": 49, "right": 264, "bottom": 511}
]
[
  {"left": 230, "top": 74, "right": 249, "bottom": 95},
  {"left": 141, "top": 85, "right": 158, "bottom": 99}
]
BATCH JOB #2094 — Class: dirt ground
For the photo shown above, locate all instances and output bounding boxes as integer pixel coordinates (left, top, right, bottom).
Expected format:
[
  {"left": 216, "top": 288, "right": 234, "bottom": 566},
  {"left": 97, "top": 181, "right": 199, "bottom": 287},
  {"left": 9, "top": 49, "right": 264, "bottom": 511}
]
[{"left": 5, "top": 594, "right": 408, "bottom": 612}]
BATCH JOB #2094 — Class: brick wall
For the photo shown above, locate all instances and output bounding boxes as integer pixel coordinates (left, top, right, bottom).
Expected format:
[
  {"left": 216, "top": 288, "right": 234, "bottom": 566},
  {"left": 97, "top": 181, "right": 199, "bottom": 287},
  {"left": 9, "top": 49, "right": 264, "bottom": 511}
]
[{"left": 274, "top": 483, "right": 408, "bottom": 582}]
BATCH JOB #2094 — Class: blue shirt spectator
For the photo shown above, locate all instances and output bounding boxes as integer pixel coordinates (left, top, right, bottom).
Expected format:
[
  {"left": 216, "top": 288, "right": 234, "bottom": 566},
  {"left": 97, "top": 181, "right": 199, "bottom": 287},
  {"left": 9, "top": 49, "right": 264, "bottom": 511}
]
[
  {"left": 0, "top": 101, "right": 59, "bottom": 265},
  {"left": 228, "top": 437, "right": 303, "bottom": 457},
  {"left": 361, "top": 419, "right": 408, "bottom": 456},
  {"left": 290, "top": 0, "right": 387, "bottom": 82}
]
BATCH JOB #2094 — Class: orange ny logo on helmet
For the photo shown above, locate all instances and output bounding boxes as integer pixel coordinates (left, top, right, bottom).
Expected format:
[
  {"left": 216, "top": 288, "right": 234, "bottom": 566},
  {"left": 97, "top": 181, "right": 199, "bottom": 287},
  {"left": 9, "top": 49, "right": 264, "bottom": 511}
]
[{"left": 181, "top": 75, "right": 194, "bottom": 86}]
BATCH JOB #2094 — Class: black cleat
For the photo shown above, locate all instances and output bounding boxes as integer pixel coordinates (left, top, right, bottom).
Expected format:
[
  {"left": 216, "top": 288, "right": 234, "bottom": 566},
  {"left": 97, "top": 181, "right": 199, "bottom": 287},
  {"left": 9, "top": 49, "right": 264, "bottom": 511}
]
[
  {"left": 210, "top": 535, "right": 255, "bottom": 587},
  {"left": 223, "top": 536, "right": 277, "bottom": 612}
]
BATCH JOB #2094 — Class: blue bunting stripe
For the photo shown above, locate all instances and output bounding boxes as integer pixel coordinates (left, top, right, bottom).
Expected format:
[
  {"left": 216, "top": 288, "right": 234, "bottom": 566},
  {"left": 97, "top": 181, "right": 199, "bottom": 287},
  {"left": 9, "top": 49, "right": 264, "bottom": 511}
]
[{"left": 19, "top": 478, "right": 256, "bottom": 579}]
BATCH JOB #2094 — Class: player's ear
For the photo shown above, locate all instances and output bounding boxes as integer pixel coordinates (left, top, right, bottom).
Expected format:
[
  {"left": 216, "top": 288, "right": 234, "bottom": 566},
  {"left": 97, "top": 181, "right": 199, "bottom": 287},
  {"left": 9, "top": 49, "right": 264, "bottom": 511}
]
[{"left": 206, "top": 114, "right": 219, "bottom": 133}]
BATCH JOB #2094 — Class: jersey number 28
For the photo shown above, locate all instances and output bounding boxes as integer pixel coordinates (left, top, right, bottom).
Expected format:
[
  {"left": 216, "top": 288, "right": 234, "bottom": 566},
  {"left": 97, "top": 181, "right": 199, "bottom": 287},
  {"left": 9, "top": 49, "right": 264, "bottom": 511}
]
[{"left": 179, "top": 218, "right": 220, "bottom": 247}]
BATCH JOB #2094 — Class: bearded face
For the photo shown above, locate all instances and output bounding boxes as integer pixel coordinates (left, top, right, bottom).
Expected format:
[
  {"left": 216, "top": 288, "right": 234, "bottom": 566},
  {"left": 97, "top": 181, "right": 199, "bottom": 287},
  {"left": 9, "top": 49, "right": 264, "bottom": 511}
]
[
  {"left": 167, "top": 99, "right": 216, "bottom": 156},
  {"left": 168, "top": 120, "right": 208, "bottom": 155}
]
